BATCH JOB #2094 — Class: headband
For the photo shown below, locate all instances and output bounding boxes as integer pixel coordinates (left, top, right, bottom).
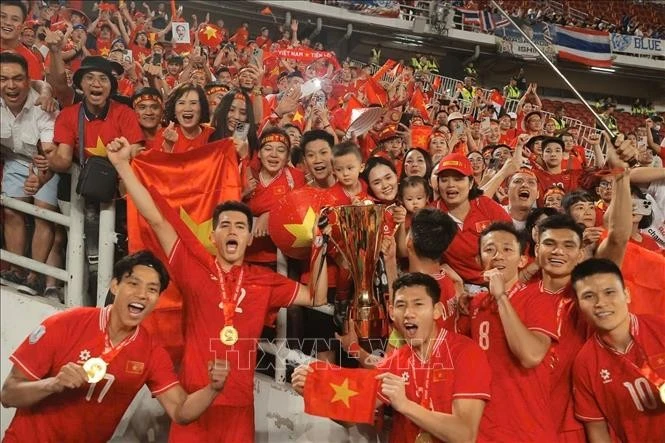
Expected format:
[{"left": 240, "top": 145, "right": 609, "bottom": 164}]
[
  {"left": 544, "top": 186, "right": 566, "bottom": 198},
  {"left": 206, "top": 86, "right": 229, "bottom": 96},
  {"left": 233, "top": 92, "right": 247, "bottom": 102},
  {"left": 132, "top": 93, "right": 162, "bottom": 108},
  {"left": 260, "top": 133, "right": 290, "bottom": 149}
]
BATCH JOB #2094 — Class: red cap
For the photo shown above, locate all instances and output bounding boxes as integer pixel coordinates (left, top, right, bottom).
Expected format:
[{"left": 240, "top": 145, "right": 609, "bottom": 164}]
[{"left": 434, "top": 152, "right": 473, "bottom": 176}]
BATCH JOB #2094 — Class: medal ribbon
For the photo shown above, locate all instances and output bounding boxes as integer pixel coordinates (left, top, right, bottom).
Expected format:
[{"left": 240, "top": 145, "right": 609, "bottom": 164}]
[
  {"left": 410, "top": 358, "right": 433, "bottom": 409},
  {"left": 98, "top": 307, "right": 137, "bottom": 364},
  {"left": 618, "top": 317, "right": 665, "bottom": 393},
  {"left": 215, "top": 261, "right": 245, "bottom": 327}
]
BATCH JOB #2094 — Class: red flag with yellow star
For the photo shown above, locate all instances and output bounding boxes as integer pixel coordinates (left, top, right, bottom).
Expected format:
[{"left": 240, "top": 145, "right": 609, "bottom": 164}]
[
  {"left": 198, "top": 23, "right": 224, "bottom": 47},
  {"left": 126, "top": 139, "right": 241, "bottom": 362},
  {"left": 304, "top": 361, "right": 379, "bottom": 424},
  {"left": 410, "top": 125, "right": 433, "bottom": 149}
]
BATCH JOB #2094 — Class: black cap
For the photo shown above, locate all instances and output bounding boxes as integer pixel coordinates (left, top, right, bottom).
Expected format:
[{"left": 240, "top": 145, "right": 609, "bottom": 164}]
[{"left": 73, "top": 56, "right": 122, "bottom": 93}]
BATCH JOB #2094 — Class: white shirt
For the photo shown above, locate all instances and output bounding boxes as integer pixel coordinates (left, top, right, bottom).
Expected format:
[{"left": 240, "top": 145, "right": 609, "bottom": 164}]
[
  {"left": 0, "top": 89, "right": 57, "bottom": 162},
  {"left": 645, "top": 178, "right": 665, "bottom": 249}
]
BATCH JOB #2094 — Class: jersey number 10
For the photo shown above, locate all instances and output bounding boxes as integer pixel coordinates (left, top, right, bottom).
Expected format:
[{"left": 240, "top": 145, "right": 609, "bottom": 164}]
[{"left": 623, "top": 377, "right": 658, "bottom": 412}]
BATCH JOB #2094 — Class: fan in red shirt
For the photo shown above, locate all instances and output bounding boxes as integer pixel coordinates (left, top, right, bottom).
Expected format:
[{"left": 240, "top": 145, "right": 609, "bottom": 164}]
[
  {"left": 245, "top": 128, "right": 305, "bottom": 264},
  {"left": 0, "top": 1, "right": 43, "bottom": 80},
  {"left": 571, "top": 258, "right": 665, "bottom": 443},
  {"left": 152, "top": 83, "right": 214, "bottom": 153},
  {"left": 293, "top": 272, "right": 491, "bottom": 443},
  {"left": 1, "top": 251, "right": 230, "bottom": 442},
  {"left": 131, "top": 87, "right": 164, "bottom": 150},
  {"left": 531, "top": 137, "right": 585, "bottom": 206},
  {"left": 47, "top": 56, "right": 144, "bottom": 172},
  {"left": 326, "top": 141, "right": 372, "bottom": 204},
  {"left": 106, "top": 135, "right": 331, "bottom": 442},
  {"left": 457, "top": 223, "right": 560, "bottom": 442},
  {"left": 431, "top": 153, "right": 511, "bottom": 287}
]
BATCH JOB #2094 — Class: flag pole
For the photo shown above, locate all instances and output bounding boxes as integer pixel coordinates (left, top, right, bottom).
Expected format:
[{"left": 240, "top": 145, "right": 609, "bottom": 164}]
[{"left": 490, "top": 0, "right": 615, "bottom": 136}]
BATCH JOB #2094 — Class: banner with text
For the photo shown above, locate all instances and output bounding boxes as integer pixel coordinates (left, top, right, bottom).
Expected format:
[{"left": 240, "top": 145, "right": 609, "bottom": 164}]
[
  {"left": 495, "top": 19, "right": 556, "bottom": 61},
  {"left": 610, "top": 33, "right": 665, "bottom": 58}
]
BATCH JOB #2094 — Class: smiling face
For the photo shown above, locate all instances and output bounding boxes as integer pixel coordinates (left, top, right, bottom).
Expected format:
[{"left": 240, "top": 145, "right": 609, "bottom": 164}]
[
  {"left": 468, "top": 152, "right": 484, "bottom": 175},
  {"left": 569, "top": 200, "right": 596, "bottom": 228},
  {"left": 508, "top": 172, "right": 539, "bottom": 209},
  {"left": 0, "top": 4, "right": 24, "bottom": 42},
  {"left": 437, "top": 171, "right": 471, "bottom": 208},
  {"left": 135, "top": 99, "right": 163, "bottom": 130},
  {"left": 368, "top": 164, "right": 399, "bottom": 203},
  {"left": 404, "top": 150, "right": 427, "bottom": 177},
  {"left": 259, "top": 141, "right": 289, "bottom": 175},
  {"left": 574, "top": 273, "right": 630, "bottom": 334},
  {"left": 304, "top": 139, "right": 333, "bottom": 183},
  {"left": 211, "top": 210, "right": 253, "bottom": 267},
  {"left": 0, "top": 61, "right": 29, "bottom": 112},
  {"left": 479, "top": 230, "right": 526, "bottom": 282},
  {"left": 536, "top": 228, "right": 583, "bottom": 278},
  {"left": 110, "top": 265, "right": 162, "bottom": 329},
  {"left": 174, "top": 90, "right": 202, "bottom": 130},
  {"left": 390, "top": 285, "right": 441, "bottom": 349}
]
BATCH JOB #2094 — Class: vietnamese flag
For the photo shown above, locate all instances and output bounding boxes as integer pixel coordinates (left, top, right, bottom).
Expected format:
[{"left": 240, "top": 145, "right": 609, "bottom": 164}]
[
  {"left": 340, "top": 95, "right": 364, "bottom": 130},
  {"left": 411, "top": 125, "right": 433, "bottom": 149},
  {"left": 127, "top": 139, "right": 241, "bottom": 362},
  {"left": 410, "top": 89, "right": 429, "bottom": 123},
  {"left": 198, "top": 24, "right": 224, "bottom": 47},
  {"left": 372, "top": 59, "right": 397, "bottom": 81},
  {"left": 304, "top": 361, "right": 379, "bottom": 424},
  {"left": 361, "top": 76, "right": 388, "bottom": 107}
]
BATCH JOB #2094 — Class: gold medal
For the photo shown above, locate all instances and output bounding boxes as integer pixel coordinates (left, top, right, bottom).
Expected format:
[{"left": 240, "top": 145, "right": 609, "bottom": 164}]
[
  {"left": 83, "top": 357, "right": 107, "bottom": 383},
  {"left": 220, "top": 325, "right": 239, "bottom": 345},
  {"left": 659, "top": 384, "right": 665, "bottom": 404},
  {"left": 415, "top": 431, "right": 433, "bottom": 443}
]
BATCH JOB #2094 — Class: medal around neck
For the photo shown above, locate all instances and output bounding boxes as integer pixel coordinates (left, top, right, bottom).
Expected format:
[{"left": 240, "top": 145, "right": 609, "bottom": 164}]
[
  {"left": 83, "top": 357, "right": 107, "bottom": 383},
  {"left": 220, "top": 325, "right": 239, "bottom": 345}
]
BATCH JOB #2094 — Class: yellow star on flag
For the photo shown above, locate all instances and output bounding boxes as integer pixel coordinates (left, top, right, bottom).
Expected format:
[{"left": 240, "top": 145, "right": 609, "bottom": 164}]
[
  {"left": 99, "top": 47, "right": 110, "bottom": 57},
  {"left": 292, "top": 109, "right": 304, "bottom": 124},
  {"left": 284, "top": 207, "right": 316, "bottom": 248},
  {"left": 203, "top": 25, "right": 219, "bottom": 39},
  {"left": 85, "top": 136, "right": 108, "bottom": 157},
  {"left": 330, "top": 378, "right": 358, "bottom": 408},
  {"left": 179, "top": 207, "right": 215, "bottom": 255},
  {"left": 414, "top": 134, "right": 427, "bottom": 147}
]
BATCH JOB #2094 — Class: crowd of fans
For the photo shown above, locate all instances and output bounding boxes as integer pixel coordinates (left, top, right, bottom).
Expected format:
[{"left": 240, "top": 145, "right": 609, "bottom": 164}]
[{"left": 1, "top": 0, "right": 665, "bottom": 441}]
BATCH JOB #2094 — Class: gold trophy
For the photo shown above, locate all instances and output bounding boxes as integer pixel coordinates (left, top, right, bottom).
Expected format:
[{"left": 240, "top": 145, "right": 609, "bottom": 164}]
[{"left": 324, "top": 204, "right": 389, "bottom": 346}]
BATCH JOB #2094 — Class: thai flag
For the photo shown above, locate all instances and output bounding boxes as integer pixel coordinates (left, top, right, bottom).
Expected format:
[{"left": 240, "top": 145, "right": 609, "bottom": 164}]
[
  {"left": 457, "top": 8, "right": 481, "bottom": 25},
  {"left": 555, "top": 26, "right": 613, "bottom": 68},
  {"left": 480, "top": 10, "right": 495, "bottom": 32},
  {"left": 494, "top": 15, "right": 510, "bottom": 29}
]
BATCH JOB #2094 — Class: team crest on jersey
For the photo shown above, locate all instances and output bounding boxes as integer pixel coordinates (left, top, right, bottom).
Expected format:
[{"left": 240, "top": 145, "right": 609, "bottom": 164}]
[
  {"left": 475, "top": 220, "right": 491, "bottom": 233},
  {"left": 126, "top": 361, "right": 145, "bottom": 375},
  {"left": 79, "top": 349, "right": 91, "bottom": 362},
  {"left": 650, "top": 353, "right": 665, "bottom": 369},
  {"left": 28, "top": 325, "right": 46, "bottom": 344},
  {"left": 401, "top": 372, "right": 410, "bottom": 383},
  {"left": 600, "top": 368, "right": 612, "bottom": 383}
]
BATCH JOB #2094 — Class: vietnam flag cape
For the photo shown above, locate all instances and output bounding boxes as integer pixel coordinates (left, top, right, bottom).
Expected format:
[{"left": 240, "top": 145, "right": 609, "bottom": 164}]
[
  {"left": 304, "top": 361, "right": 379, "bottom": 424},
  {"left": 127, "top": 139, "right": 241, "bottom": 362}
]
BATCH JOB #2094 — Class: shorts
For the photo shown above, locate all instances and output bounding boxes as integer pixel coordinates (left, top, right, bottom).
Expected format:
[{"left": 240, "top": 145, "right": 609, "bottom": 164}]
[{"left": 2, "top": 159, "right": 59, "bottom": 206}]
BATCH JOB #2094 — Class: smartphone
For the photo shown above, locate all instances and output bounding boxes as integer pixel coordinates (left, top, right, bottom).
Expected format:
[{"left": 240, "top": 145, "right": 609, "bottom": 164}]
[
  {"left": 251, "top": 47, "right": 263, "bottom": 66},
  {"left": 455, "top": 124, "right": 465, "bottom": 135},
  {"left": 123, "top": 50, "right": 133, "bottom": 64},
  {"left": 481, "top": 117, "right": 491, "bottom": 131},
  {"left": 638, "top": 136, "right": 647, "bottom": 149},
  {"left": 313, "top": 93, "right": 325, "bottom": 109},
  {"left": 152, "top": 53, "right": 162, "bottom": 65},
  {"left": 234, "top": 122, "right": 249, "bottom": 141}
]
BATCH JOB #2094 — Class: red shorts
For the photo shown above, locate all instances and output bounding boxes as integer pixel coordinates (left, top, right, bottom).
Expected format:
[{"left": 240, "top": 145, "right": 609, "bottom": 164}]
[{"left": 168, "top": 404, "right": 254, "bottom": 442}]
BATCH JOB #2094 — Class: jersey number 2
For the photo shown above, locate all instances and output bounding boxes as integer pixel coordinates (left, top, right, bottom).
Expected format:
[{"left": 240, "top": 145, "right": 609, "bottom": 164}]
[
  {"left": 85, "top": 374, "right": 116, "bottom": 403},
  {"left": 623, "top": 377, "right": 658, "bottom": 412}
]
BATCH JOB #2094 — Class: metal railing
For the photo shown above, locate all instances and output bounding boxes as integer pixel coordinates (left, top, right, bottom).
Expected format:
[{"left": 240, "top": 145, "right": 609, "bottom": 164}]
[{"left": 0, "top": 166, "right": 115, "bottom": 308}]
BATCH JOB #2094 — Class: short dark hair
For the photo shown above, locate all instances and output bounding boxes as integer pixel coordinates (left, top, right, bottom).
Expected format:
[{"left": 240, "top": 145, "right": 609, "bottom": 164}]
[
  {"left": 2, "top": 1, "right": 28, "bottom": 21},
  {"left": 113, "top": 250, "right": 170, "bottom": 293},
  {"left": 362, "top": 156, "right": 397, "bottom": 188},
  {"left": 260, "top": 126, "right": 291, "bottom": 151},
  {"left": 332, "top": 140, "right": 362, "bottom": 161},
  {"left": 562, "top": 190, "right": 594, "bottom": 213},
  {"left": 537, "top": 214, "right": 584, "bottom": 245},
  {"left": 290, "top": 146, "right": 304, "bottom": 167},
  {"left": 301, "top": 129, "right": 334, "bottom": 154},
  {"left": 392, "top": 272, "right": 440, "bottom": 303},
  {"left": 0, "top": 52, "right": 28, "bottom": 76},
  {"left": 398, "top": 175, "right": 433, "bottom": 202},
  {"left": 212, "top": 200, "right": 253, "bottom": 231},
  {"left": 167, "top": 55, "right": 184, "bottom": 65},
  {"left": 410, "top": 208, "right": 458, "bottom": 261},
  {"left": 524, "top": 207, "right": 559, "bottom": 255},
  {"left": 163, "top": 83, "right": 210, "bottom": 125},
  {"left": 571, "top": 258, "right": 625, "bottom": 293},
  {"left": 479, "top": 222, "right": 527, "bottom": 260}
]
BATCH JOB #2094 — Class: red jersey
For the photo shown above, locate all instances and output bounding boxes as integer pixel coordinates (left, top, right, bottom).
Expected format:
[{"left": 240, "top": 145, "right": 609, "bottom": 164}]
[
  {"left": 129, "top": 43, "right": 151, "bottom": 64},
  {"left": 246, "top": 167, "right": 305, "bottom": 263},
  {"left": 1, "top": 43, "right": 43, "bottom": 80},
  {"left": 434, "top": 272, "right": 458, "bottom": 332},
  {"left": 433, "top": 196, "right": 512, "bottom": 284},
  {"left": 467, "top": 281, "right": 560, "bottom": 442},
  {"left": 377, "top": 328, "right": 491, "bottom": 443},
  {"left": 573, "top": 314, "right": 665, "bottom": 442},
  {"left": 152, "top": 124, "right": 214, "bottom": 153},
  {"left": 53, "top": 100, "right": 144, "bottom": 162},
  {"left": 532, "top": 166, "right": 584, "bottom": 206},
  {"left": 166, "top": 238, "right": 299, "bottom": 440},
  {"left": 630, "top": 234, "right": 663, "bottom": 253},
  {"left": 4, "top": 307, "right": 179, "bottom": 442},
  {"left": 325, "top": 180, "right": 370, "bottom": 205}
]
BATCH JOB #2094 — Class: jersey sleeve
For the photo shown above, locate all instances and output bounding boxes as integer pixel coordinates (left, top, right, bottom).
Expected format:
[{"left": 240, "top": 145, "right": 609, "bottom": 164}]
[
  {"left": 167, "top": 238, "right": 209, "bottom": 304},
  {"left": 9, "top": 311, "right": 70, "bottom": 380},
  {"left": 523, "top": 292, "right": 559, "bottom": 341},
  {"left": 53, "top": 106, "right": 77, "bottom": 147},
  {"left": 147, "top": 345, "right": 180, "bottom": 396},
  {"left": 572, "top": 351, "right": 606, "bottom": 422},
  {"left": 452, "top": 337, "right": 491, "bottom": 401},
  {"left": 267, "top": 269, "right": 300, "bottom": 308}
]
